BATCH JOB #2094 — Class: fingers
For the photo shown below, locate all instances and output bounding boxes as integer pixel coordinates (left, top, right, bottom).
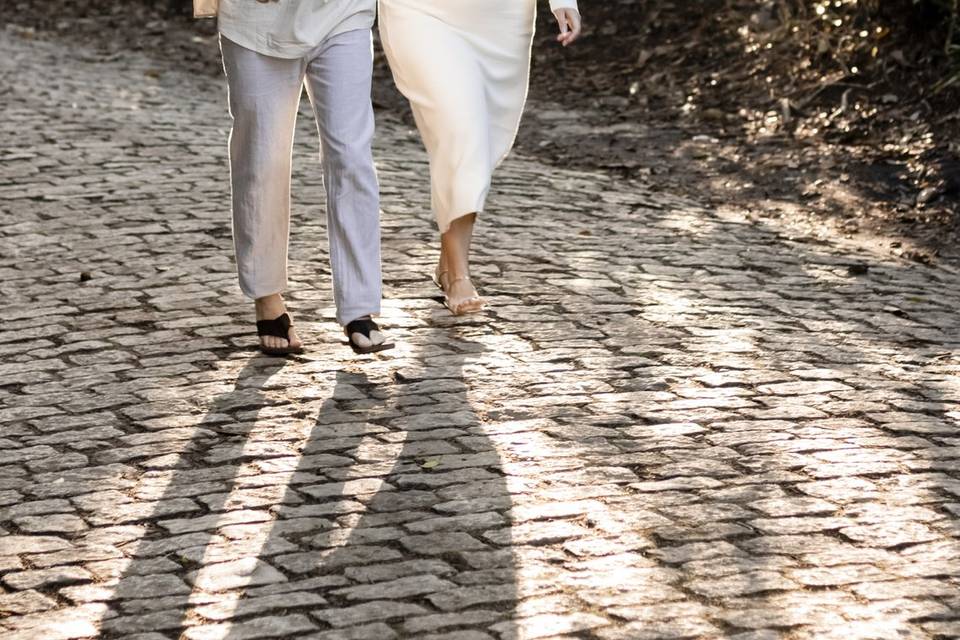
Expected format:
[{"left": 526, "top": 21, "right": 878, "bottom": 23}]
[
  {"left": 555, "top": 9, "right": 569, "bottom": 37},
  {"left": 554, "top": 9, "right": 568, "bottom": 44},
  {"left": 567, "top": 11, "right": 582, "bottom": 44},
  {"left": 554, "top": 9, "right": 582, "bottom": 47}
]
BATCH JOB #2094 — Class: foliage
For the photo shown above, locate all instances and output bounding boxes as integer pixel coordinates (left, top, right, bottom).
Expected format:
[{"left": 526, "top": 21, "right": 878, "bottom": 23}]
[{"left": 767, "top": 0, "right": 959, "bottom": 91}]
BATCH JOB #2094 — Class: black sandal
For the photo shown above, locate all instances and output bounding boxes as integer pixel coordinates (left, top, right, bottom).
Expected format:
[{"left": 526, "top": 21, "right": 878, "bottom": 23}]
[
  {"left": 256, "top": 313, "right": 304, "bottom": 356},
  {"left": 345, "top": 317, "right": 394, "bottom": 355}
]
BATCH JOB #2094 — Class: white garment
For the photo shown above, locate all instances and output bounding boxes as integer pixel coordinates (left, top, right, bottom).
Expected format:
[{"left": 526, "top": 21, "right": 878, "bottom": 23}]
[
  {"left": 221, "top": 30, "right": 383, "bottom": 325},
  {"left": 218, "top": 0, "right": 375, "bottom": 58},
  {"left": 378, "top": 0, "right": 578, "bottom": 233}
]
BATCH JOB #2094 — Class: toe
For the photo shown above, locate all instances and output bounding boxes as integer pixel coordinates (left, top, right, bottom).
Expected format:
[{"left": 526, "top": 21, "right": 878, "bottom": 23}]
[
  {"left": 288, "top": 329, "right": 302, "bottom": 349},
  {"left": 351, "top": 332, "right": 373, "bottom": 348},
  {"left": 263, "top": 336, "right": 289, "bottom": 351},
  {"left": 368, "top": 330, "right": 385, "bottom": 346}
]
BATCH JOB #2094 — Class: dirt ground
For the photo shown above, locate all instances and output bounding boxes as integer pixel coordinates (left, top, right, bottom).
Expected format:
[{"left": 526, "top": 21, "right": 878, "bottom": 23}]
[
  {"left": 520, "top": 0, "right": 960, "bottom": 265},
  {"left": 6, "top": 0, "right": 959, "bottom": 263}
]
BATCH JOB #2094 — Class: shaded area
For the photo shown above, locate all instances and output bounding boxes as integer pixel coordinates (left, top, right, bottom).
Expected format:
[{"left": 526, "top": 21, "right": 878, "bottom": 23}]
[
  {"left": 5, "top": 0, "right": 960, "bottom": 263},
  {"left": 520, "top": 0, "right": 960, "bottom": 262},
  {"left": 1, "top": 18, "right": 960, "bottom": 640}
]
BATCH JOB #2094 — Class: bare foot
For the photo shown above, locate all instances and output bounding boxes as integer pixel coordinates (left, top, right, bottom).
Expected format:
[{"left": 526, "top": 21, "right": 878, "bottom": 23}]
[
  {"left": 255, "top": 294, "right": 302, "bottom": 352},
  {"left": 443, "top": 277, "right": 485, "bottom": 315}
]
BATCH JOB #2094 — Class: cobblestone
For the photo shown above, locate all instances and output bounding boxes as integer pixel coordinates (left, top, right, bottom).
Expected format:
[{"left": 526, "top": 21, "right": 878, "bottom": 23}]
[
  {"left": 3, "top": 24, "right": 960, "bottom": 640},
  {"left": 0, "top": 590, "right": 58, "bottom": 615},
  {"left": 183, "top": 614, "right": 317, "bottom": 640},
  {"left": 3, "top": 565, "right": 93, "bottom": 591}
]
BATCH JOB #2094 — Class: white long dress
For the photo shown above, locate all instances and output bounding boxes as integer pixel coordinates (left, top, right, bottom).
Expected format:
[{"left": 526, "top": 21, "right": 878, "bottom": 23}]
[{"left": 378, "top": 0, "right": 578, "bottom": 233}]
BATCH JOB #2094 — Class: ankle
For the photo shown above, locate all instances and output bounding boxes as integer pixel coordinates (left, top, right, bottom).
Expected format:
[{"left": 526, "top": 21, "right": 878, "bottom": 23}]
[
  {"left": 255, "top": 294, "right": 286, "bottom": 317},
  {"left": 445, "top": 263, "right": 470, "bottom": 279}
]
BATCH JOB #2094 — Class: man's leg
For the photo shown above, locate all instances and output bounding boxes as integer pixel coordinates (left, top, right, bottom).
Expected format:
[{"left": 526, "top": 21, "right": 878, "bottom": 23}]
[
  {"left": 303, "top": 29, "right": 383, "bottom": 328},
  {"left": 221, "top": 36, "right": 306, "bottom": 350}
]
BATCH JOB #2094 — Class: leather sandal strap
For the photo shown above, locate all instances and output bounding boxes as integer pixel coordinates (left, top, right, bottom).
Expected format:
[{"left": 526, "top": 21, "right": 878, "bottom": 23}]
[
  {"left": 256, "top": 313, "right": 292, "bottom": 339},
  {"left": 345, "top": 317, "right": 380, "bottom": 339}
]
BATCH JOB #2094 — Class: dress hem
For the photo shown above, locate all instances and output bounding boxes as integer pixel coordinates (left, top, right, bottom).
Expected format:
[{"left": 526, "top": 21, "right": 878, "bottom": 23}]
[{"left": 436, "top": 192, "right": 488, "bottom": 234}]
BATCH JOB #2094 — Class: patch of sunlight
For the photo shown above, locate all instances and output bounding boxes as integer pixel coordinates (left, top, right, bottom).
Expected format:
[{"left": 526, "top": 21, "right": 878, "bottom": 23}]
[
  {"left": 799, "top": 263, "right": 852, "bottom": 283},
  {"left": 10, "top": 604, "right": 108, "bottom": 640},
  {"left": 652, "top": 207, "right": 720, "bottom": 238},
  {"left": 711, "top": 200, "right": 928, "bottom": 266},
  {"left": 49, "top": 617, "right": 101, "bottom": 639},
  {"left": 815, "top": 619, "right": 910, "bottom": 640},
  {"left": 468, "top": 332, "right": 666, "bottom": 621},
  {"left": 649, "top": 287, "right": 698, "bottom": 308},
  {"left": 184, "top": 404, "right": 390, "bottom": 628},
  {"left": 181, "top": 620, "right": 234, "bottom": 640}
]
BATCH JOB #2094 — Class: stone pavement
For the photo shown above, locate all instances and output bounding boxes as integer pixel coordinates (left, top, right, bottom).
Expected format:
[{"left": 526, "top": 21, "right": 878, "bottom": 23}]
[{"left": 2, "top": 25, "right": 960, "bottom": 640}]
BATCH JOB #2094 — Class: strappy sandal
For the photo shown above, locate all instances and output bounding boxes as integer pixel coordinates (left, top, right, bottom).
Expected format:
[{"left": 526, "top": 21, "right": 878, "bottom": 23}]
[
  {"left": 345, "top": 317, "right": 395, "bottom": 355},
  {"left": 443, "top": 277, "right": 486, "bottom": 316},
  {"left": 432, "top": 265, "right": 448, "bottom": 291},
  {"left": 255, "top": 312, "right": 304, "bottom": 356}
]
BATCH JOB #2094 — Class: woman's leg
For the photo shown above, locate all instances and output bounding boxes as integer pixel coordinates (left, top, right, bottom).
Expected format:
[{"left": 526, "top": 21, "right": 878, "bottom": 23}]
[
  {"left": 439, "top": 214, "right": 484, "bottom": 313},
  {"left": 221, "top": 37, "right": 306, "bottom": 350},
  {"left": 379, "top": 12, "right": 490, "bottom": 313}
]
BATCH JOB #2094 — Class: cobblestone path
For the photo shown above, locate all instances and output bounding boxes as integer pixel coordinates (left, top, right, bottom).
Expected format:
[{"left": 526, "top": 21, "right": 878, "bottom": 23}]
[{"left": 2, "top": 26, "right": 960, "bottom": 640}]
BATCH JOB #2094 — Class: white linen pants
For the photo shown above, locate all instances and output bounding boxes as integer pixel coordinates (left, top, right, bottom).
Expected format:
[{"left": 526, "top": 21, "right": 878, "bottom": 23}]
[{"left": 221, "top": 29, "right": 382, "bottom": 326}]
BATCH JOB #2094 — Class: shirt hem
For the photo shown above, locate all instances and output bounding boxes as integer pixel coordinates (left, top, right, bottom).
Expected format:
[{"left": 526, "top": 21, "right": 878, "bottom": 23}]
[{"left": 218, "top": 13, "right": 373, "bottom": 59}]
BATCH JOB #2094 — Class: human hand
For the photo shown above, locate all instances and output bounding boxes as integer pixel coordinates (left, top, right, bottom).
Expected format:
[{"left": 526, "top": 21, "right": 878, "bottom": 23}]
[{"left": 554, "top": 8, "right": 581, "bottom": 47}]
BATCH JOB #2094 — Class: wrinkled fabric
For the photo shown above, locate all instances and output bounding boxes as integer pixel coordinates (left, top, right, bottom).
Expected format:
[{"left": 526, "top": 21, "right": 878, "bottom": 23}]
[
  {"left": 218, "top": 0, "right": 375, "bottom": 58},
  {"left": 378, "top": 0, "right": 577, "bottom": 233},
  {"left": 221, "top": 30, "right": 382, "bottom": 326}
]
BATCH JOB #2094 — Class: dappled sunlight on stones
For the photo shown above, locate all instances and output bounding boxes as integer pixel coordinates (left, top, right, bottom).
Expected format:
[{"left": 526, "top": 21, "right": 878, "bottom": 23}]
[
  {"left": 182, "top": 614, "right": 317, "bottom": 640},
  {"left": 187, "top": 557, "right": 287, "bottom": 592},
  {"left": 596, "top": 618, "right": 721, "bottom": 640},
  {"left": 2, "top": 565, "right": 94, "bottom": 591},
  {"left": 0, "top": 590, "right": 58, "bottom": 616},
  {"left": 490, "top": 612, "right": 609, "bottom": 640},
  {"left": 2, "top": 603, "right": 109, "bottom": 640},
  {"left": 4, "top": 26, "right": 960, "bottom": 640},
  {"left": 687, "top": 569, "right": 799, "bottom": 598},
  {"left": 840, "top": 521, "right": 942, "bottom": 548}
]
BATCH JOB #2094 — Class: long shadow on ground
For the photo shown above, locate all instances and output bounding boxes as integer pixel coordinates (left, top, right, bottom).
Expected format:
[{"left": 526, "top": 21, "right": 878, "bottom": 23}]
[{"left": 93, "top": 331, "right": 519, "bottom": 639}]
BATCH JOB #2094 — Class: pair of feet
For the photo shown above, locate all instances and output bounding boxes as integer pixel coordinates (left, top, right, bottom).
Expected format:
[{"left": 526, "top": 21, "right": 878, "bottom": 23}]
[
  {"left": 255, "top": 258, "right": 485, "bottom": 354},
  {"left": 255, "top": 294, "right": 389, "bottom": 356}
]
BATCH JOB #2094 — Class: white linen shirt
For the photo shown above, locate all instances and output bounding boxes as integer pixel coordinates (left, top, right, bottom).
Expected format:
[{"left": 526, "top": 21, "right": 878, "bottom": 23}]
[
  {"left": 218, "top": 0, "right": 376, "bottom": 58},
  {"left": 218, "top": 0, "right": 579, "bottom": 59}
]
